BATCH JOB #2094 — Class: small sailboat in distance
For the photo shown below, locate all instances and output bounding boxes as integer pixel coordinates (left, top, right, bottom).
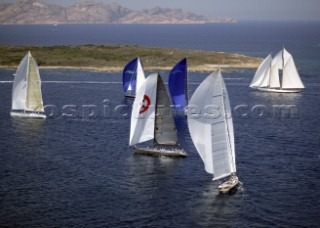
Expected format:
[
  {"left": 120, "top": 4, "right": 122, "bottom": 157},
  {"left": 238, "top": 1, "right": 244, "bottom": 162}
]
[
  {"left": 187, "top": 70, "right": 239, "bottom": 193},
  {"left": 250, "top": 48, "right": 304, "bottom": 93},
  {"left": 168, "top": 58, "right": 188, "bottom": 110},
  {"left": 122, "top": 58, "right": 145, "bottom": 98},
  {"left": 129, "top": 73, "right": 187, "bottom": 157},
  {"left": 11, "top": 52, "right": 46, "bottom": 119}
]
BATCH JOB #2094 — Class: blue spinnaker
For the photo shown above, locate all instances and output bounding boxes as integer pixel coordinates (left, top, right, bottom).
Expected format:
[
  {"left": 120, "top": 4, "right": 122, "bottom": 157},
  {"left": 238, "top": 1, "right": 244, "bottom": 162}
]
[
  {"left": 122, "top": 58, "right": 138, "bottom": 93},
  {"left": 168, "top": 58, "right": 187, "bottom": 110}
]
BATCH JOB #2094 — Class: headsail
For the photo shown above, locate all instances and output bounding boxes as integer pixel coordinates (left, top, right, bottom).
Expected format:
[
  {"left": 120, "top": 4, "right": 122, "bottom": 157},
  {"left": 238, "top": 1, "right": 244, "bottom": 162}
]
[
  {"left": 154, "top": 75, "right": 178, "bottom": 146},
  {"left": 12, "top": 53, "right": 29, "bottom": 111},
  {"left": 122, "top": 58, "right": 145, "bottom": 96},
  {"left": 129, "top": 73, "right": 158, "bottom": 146},
  {"left": 168, "top": 58, "right": 187, "bottom": 110},
  {"left": 187, "top": 71, "right": 236, "bottom": 181},
  {"left": 250, "top": 54, "right": 272, "bottom": 88}
]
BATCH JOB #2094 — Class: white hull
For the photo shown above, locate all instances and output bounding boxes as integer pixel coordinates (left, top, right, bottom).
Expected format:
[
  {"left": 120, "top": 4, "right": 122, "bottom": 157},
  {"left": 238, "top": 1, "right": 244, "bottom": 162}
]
[
  {"left": 256, "top": 87, "right": 301, "bottom": 93},
  {"left": 133, "top": 146, "right": 187, "bottom": 157},
  {"left": 218, "top": 175, "right": 239, "bottom": 193},
  {"left": 11, "top": 111, "right": 46, "bottom": 119}
]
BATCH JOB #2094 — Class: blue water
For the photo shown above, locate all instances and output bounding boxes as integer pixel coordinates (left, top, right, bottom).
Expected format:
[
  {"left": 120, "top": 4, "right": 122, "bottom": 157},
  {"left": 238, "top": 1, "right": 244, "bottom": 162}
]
[{"left": 0, "top": 22, "right": 320, "bottom": 227}]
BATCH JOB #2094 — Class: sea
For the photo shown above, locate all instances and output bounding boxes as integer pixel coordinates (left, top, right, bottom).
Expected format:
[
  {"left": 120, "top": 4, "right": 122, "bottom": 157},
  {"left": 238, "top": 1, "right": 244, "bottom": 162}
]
[{"left": 0, "top": 22, "right": 319, "bottom": 227}]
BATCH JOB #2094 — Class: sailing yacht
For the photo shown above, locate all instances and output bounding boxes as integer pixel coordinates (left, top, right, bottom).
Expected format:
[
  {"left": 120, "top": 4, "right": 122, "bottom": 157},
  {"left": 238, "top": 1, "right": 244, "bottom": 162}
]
[
  {"left": 11, "top": 52, "right": 46, "bottom": 119},
  {"left": 129, "top": 73, "right": 187, "bottom": 157},
  {"left": 187, "top": 70, "right": 239, "bottom": 193},
  {"left": 250, "top": 48, "right": 304, "bottom": 93},
  {"left": 168, "top": 58, "right": 188, "bottom": 110},
  {"left": 122, "top": 58, "right": 145, "bottom": 98}
]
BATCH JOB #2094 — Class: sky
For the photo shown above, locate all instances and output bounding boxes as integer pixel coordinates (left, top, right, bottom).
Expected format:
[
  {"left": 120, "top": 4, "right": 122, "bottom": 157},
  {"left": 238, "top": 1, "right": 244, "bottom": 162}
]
[{"left": 2, "top": 0, "right": 320, "bottom": 21}]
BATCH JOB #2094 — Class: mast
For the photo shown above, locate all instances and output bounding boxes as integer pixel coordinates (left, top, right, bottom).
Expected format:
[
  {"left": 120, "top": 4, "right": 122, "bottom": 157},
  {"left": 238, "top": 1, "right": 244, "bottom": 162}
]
[
  {"left": 281, "top": 47, "right": 284, "bottom": 89},
  {"left": 268, "top": 55, "right": 272, "bottom": 88},
  {"left": 218, "top": 70, "right": 235, "bottom": 173},
  {"left": 24, "top": 52, "right": 30, "bottom": 112},
  {"left": 185, "top": 58, "right": 188, "bottom": 107}
]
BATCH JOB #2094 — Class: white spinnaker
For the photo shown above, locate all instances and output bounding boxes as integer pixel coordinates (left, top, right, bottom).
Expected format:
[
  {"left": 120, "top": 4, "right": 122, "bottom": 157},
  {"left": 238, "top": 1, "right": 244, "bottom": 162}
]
[
  {"left": 136, "top": 58, "right": 146, "bottom": 92},
  {"left": 129, "top": 73, "right": 158, "bottom": 146},
  {"left": 282, "top": 50, "right": 305, "bottom": 89},
  {"left": 250, "top": 54, "right": 272, "bottom": 88},
  {"left": 188, "top": 71, "right": 236, "bottom": 180},
  {"left": 12, "top": 53, "right": 29, "bottom": 110}
]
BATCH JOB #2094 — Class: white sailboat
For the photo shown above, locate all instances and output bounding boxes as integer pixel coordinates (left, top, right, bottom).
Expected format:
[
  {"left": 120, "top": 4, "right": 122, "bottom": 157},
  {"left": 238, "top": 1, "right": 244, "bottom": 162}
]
[
  {"left": 250, "top": 48, "right": 304, "bottom": 93},
  {"left": 187, "top": 70, "right": 239, "bottom": 193},
  {"left": 129, "top": 73, "right": 187, "bottom": 157},
  {"left": 11, "top": 52, "right": 46, "bottom": 119}
]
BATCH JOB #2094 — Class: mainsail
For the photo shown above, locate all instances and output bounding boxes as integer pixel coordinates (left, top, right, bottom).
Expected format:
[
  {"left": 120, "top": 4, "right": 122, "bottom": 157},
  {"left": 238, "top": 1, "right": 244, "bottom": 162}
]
[
  {"left": 168, "top": 58, "right": 187, "bottom": 110},
  {"left": 122, "top": 58, "right": 145, "bottom": 97},
  {"left": 25, "top": 55, "right": 44, "bottom": 112},
  {"left": 12, "top": 52, "right": 44, "bottom": 112},
  {"left": 154, "top": 76, "right": 178, "bottom": 146},
  {"left": 281, "top": 49, "right": 304, "bottom": 89},
  {"left": 187, "top": 71, "right": 236, "bottom": 181}
]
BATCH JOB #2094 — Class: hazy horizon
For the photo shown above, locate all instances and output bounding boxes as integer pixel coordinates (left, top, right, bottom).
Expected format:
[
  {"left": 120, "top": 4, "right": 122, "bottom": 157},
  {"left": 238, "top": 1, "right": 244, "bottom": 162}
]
[{"left": 1, "top": 0, "right": 320, "bottom": 21}]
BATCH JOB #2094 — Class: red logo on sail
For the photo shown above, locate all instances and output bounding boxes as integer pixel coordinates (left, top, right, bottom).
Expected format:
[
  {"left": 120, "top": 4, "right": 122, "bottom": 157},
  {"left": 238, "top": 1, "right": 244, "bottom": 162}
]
[{"left": 139, "top": 95, "right": 151, "bottom": 114}]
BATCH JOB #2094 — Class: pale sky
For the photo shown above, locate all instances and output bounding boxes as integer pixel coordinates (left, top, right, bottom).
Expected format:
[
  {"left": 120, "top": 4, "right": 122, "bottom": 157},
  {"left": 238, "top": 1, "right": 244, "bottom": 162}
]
[{"left": 2, "top": 0, "right": 320, "bottom": 21}]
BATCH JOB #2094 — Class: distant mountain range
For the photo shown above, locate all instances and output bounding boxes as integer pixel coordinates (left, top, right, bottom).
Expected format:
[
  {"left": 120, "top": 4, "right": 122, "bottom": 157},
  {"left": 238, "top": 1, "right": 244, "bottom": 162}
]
[{"left": 0, "top": 0, "right": 236, "bottom": 24}]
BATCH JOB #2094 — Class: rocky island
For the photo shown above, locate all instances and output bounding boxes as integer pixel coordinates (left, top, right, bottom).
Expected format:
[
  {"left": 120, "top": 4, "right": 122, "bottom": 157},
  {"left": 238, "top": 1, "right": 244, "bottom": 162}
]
[
  {"left": 0, "top": 45, "right": 261, "bottom": 72},
  {"left": 0, "top": 0, "right": 236, "bottom": 24}
]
